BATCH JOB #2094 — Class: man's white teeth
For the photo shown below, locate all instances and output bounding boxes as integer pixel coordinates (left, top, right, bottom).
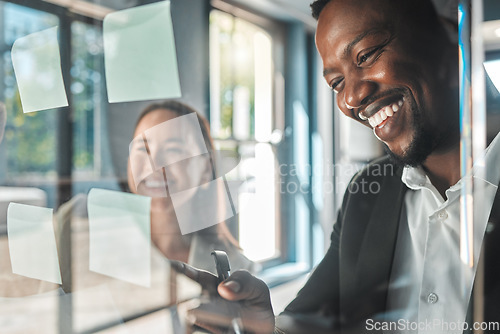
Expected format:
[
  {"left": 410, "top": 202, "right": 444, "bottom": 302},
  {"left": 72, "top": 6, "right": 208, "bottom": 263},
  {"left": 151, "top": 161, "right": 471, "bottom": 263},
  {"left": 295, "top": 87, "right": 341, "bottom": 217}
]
[
  {"left": 386, "top": 106, "right": 394, "bottom": 117},
  {"left": 367, "top": 99, "right": 403, "bottom": 128},
  {"left": 368, "top": 117, "right": 376, "bottom": 127},
  {"left": 380, "top": 110, "right": 387, "bottom": 120}
]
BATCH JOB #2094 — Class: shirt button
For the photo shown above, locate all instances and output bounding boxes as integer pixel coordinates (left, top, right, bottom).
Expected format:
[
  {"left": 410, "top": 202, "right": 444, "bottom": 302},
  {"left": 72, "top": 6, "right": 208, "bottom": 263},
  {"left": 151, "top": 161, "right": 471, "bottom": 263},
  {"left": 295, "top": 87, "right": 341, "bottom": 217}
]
[
  {"left": 437, "top": 211, "right": 448, "bottom": 220},
  {"left": 427, "top": 293, "right": 439, "bottom": 304}
]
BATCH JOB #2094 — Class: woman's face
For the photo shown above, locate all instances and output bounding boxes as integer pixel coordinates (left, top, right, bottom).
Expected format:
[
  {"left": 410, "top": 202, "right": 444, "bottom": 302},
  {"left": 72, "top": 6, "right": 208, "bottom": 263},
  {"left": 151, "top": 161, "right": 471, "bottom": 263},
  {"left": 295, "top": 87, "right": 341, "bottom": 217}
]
[{"left": 127, "top": 109, "right": 212, "bottom": 212}]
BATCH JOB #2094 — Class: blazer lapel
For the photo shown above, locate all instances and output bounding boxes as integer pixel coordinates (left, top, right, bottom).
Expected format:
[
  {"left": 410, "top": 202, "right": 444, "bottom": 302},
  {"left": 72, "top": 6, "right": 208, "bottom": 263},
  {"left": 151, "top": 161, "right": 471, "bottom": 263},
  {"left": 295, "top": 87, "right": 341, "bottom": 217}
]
[
  {"left": 478, "top": 181, "right": 500, "bottom": 322},
  {"left": 340, "top": 165, "right": 407, "bottom": 321},
  {"left": 355, "top": 171, "right": 407, "bottom": 287}
]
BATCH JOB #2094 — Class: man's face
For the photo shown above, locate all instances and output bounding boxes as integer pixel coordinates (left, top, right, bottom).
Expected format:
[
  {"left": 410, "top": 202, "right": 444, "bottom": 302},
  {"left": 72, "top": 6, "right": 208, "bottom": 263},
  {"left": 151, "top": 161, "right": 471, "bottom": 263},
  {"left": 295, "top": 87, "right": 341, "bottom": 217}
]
[{"left": 316, "top": 0, "right": 457, "bottom": 166}]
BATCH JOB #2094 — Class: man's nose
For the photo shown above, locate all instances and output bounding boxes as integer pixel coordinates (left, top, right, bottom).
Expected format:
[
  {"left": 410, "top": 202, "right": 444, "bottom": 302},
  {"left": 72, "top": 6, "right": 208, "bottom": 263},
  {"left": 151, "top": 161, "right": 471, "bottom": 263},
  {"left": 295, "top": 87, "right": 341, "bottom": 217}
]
[{"left": 341, "top": 73, "right": 378, "bottom": 115}]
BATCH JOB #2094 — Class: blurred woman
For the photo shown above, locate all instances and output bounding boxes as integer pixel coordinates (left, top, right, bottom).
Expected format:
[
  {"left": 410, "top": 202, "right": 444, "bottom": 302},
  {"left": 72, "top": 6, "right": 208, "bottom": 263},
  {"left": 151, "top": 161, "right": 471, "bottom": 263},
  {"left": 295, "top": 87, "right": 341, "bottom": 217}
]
[{"left": 127, "top": 100, "right": 256, "bottom": 273}]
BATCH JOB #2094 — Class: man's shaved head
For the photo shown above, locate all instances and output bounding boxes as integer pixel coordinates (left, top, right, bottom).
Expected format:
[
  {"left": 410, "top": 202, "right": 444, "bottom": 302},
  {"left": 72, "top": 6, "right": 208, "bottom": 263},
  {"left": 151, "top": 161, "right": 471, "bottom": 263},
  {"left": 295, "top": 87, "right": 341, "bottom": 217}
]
[{"left": 311, "top": 0, "right": 444, "bottom": 37}]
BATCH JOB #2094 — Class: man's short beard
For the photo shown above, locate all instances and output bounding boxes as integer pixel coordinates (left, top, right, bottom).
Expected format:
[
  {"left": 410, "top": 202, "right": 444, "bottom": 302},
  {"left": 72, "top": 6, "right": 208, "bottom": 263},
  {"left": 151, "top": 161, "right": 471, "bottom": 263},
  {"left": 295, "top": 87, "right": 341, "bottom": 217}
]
[{"left": 385, "top": 104, "right": 440, "bottom": 167}]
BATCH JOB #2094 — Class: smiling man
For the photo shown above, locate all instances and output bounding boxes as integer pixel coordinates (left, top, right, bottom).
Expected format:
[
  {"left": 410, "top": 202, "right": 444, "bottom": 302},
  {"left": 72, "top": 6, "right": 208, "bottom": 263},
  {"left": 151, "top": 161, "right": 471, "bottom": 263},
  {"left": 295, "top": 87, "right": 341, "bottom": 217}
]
[
  {"left": 279, "top": 0, "right": 500, "bottom": 332},
  {"left": 174, "top": 1, "right": 500, "bottom": 333},
  {"left": 315, "top": 0, "right": 460, "bottom": 175}
]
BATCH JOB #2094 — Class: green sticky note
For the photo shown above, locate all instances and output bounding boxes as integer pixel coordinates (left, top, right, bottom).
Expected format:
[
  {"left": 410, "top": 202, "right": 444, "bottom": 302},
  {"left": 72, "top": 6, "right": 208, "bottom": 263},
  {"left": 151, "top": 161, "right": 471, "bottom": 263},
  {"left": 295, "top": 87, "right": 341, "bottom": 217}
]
[
  {"left": 103, "top": 1, "right": 181, "bottom": 103},
  {"left": 7, "top": 203, "right": 62, "bottom": 284},
  {"left": 11, "top": 26, "right": 68, "bottom": 113},
  {"left": 88, "top": 188, "right": 151, "bottom": 287}
]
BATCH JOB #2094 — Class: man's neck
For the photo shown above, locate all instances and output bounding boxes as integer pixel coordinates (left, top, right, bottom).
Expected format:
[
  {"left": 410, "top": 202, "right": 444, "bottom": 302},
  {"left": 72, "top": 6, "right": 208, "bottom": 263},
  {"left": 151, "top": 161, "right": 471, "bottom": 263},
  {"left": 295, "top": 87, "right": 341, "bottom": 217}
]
[{"left": 422, "top": 144, "right": 461, "bottom": 199}]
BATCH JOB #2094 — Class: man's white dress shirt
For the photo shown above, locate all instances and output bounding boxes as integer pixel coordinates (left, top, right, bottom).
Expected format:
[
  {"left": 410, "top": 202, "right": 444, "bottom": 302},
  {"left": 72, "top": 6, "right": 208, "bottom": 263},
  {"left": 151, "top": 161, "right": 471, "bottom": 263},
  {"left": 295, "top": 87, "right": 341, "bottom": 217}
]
[{"left": 386, "top": 133, "right": 500, "bottom": 333}]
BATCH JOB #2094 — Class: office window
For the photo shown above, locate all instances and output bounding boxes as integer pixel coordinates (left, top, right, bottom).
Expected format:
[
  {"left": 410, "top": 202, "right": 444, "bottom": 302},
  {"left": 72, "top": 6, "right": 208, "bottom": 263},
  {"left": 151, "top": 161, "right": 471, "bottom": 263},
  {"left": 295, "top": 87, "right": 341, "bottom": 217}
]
[
  {"left": 71, "top": 21, "right": 106, "bottom": 177},
  {"left": 209, "top": 10, "right": 280, "bottom": 262},
  {"left": 1, "top": 3, "right": 59, "bottom": 180}
]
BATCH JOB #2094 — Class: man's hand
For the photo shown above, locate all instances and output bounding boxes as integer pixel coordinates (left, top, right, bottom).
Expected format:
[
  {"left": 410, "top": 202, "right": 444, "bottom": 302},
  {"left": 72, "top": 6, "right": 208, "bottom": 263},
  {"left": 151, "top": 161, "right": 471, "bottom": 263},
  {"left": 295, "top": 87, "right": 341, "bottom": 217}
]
[{"left": 170, "top": 261, "right": 275, "bottom": 334}]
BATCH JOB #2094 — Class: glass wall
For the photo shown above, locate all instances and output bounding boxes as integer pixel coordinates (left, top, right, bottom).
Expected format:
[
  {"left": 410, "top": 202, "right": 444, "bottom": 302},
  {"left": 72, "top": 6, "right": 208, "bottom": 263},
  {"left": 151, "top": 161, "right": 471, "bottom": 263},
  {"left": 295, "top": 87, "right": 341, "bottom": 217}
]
[{"left": 0, "top": 0, "right": 321, "bottom": 332}]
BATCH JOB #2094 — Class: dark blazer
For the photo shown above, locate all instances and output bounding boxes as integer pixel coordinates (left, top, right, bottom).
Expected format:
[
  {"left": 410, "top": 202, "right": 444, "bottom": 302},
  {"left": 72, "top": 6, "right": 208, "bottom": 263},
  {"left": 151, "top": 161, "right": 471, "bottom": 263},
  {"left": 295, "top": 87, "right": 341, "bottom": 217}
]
[{"left": 280, "top": 156, "right": 500, "bottom": 333}]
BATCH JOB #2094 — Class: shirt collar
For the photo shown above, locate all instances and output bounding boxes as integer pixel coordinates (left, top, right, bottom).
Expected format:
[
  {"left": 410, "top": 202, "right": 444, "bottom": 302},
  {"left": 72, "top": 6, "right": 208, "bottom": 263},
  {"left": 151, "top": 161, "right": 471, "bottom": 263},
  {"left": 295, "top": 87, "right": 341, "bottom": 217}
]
[
  {"left": 472, "top": 131, "right": 500, "bottom": 187},
  {"left": 401, "top": 131, "right": 500, "bottom": 191},
  {"left": 401, "top": 165, "right": 429, "bottom": 190}
]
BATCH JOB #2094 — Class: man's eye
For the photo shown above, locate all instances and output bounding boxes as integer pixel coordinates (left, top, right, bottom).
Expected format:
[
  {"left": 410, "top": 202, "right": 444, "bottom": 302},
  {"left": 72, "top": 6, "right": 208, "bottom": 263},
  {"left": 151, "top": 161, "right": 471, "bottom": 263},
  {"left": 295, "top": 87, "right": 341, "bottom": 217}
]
[
  {"left": 357, "top": 47, "right": 382, "bottom": 66},
  {"left": 329, "top": 78, "right": 344, "bottom": 92}
]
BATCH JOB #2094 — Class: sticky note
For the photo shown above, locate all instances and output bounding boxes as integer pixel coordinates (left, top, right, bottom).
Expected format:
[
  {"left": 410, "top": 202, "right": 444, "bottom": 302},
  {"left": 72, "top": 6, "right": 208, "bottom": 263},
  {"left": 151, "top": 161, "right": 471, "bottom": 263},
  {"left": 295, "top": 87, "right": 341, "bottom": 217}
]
[
  {"left": 144, "top": 113, "right": 208, "bottom": 169},
  {"left": 11, "top": 27, "right": 68, "bottom": 113},
  {"left": 103, "top": 1, "right": 181, "bottom": 103},
  {"left": 171, "top": 177, "right": 233, "bottom": 235},
  {"left": 163, "top": 154, "right": 212, "bottom": 194},
  {"left": 7, "top": 203, "right": 61, "bottom": 284},
  {"left": 87, "top": 189, "right": 151, "bottom": 287}
]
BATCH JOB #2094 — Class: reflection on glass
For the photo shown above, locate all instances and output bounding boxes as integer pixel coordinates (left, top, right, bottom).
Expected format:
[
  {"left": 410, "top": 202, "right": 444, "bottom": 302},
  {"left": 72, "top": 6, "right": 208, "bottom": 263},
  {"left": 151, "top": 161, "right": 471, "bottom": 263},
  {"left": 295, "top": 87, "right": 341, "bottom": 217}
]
[
  {"left": 7, "top": 203, "right": 61, "bottom": 284},
  {"left": 11, "top": 26, "right": 68, "bottom": 113},
  {"left": 103, "top": 1, "right": 181, "bottom": 103},
  {"left": 87, "top": 188, "right": 151, "bottom": 287}
]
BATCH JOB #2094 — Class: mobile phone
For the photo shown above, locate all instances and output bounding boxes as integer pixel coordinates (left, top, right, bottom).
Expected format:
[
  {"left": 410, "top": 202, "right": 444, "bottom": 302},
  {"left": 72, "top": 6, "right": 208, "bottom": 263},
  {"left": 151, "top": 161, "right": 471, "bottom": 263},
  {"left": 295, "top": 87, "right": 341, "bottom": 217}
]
[
  {"left": 210, "top": 250, "right": 243, "bottom": 334},
  {"left": 211, "top": 250, "right": 231, "bottom": 282}
]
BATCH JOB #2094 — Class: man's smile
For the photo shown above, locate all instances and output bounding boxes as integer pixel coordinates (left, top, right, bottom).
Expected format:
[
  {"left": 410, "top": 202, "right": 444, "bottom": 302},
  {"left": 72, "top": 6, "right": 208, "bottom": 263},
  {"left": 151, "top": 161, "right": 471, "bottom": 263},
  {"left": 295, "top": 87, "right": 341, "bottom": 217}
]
[
  {"left": 354, "top": 90, "right": 409, "bottom": 144},
  {"left": 365, "top": 98, "right": 403, "bottom": 128}
]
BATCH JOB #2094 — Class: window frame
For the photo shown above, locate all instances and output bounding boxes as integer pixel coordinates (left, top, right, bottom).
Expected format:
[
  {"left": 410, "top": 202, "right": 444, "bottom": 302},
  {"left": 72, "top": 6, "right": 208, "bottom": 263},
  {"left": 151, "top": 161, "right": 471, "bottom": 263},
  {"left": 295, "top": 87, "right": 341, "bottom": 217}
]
[{"left": 208, "top": 2, "right": 323, "bottom": 284}]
